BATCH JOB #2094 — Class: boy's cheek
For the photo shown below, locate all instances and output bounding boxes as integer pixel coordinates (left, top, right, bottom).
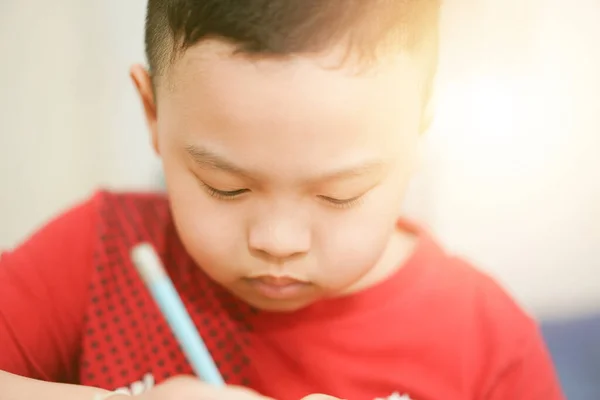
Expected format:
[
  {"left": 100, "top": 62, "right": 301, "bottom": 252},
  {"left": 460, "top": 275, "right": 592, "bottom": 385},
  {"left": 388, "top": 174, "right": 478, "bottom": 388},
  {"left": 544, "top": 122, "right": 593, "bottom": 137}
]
[
  {"left": 172, "top": 196, "right": 241, "bottom": 253},
  {"left": 318, "top": 217, "right": 392, "bottom": 267},
  {"left": 316, "top": 201, "right": 398, "bottom": 262}
]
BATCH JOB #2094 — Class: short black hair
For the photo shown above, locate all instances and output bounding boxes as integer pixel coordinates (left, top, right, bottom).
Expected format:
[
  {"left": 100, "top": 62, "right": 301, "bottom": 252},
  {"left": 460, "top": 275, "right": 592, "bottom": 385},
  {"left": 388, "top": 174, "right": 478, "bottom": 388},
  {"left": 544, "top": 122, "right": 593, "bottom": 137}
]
[{"left": 145, "top": 0, "right": 440, "bottom": 88}]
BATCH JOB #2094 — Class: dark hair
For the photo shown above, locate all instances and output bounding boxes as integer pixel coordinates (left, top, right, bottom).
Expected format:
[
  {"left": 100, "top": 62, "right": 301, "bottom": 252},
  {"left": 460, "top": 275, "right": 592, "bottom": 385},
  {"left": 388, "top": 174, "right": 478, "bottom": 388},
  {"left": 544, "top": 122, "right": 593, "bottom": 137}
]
[{"left": 145, "top": 0, "right": 440, "bottom": 88}]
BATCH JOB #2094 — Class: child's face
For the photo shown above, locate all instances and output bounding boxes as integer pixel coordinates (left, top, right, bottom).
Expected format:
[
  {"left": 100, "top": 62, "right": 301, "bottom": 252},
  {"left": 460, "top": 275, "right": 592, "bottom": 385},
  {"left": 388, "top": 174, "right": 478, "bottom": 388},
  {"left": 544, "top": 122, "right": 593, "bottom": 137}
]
[{"left": 132, "top": 41, "right": 427, "bottom": 311}]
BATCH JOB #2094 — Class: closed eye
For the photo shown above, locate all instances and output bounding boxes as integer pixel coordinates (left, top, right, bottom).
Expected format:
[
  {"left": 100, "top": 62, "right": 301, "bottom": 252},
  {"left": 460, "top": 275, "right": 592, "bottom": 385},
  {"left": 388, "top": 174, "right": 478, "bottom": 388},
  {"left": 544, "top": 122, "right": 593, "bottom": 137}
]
[
  {"left": 318, "top": 194, "right": 365, "bottom": 209},
  {"left": 201, "top": 182, "right": 249, "bottom": 200}
]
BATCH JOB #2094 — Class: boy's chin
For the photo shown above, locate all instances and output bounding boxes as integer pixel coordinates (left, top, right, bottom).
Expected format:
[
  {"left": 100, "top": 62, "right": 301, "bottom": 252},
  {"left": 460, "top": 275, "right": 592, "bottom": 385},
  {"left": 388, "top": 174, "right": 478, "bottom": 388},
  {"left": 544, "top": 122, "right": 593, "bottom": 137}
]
[
  {"left": 231, "top": 288, "right": 319, "bottom": 313},
  {"left": 251, "top": 298, "right": 314, "bottom": 313}
]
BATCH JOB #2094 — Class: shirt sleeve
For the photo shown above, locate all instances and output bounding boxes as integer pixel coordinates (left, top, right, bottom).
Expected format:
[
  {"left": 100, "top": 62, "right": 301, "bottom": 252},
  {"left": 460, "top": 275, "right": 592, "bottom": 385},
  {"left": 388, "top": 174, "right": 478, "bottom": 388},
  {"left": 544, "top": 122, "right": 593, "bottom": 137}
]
[
  {"left": 0, "top": 198, "right": 95, "bottom": 383},
  {"left": 486, "top": 318, "right": 566, "bottom": 400}
]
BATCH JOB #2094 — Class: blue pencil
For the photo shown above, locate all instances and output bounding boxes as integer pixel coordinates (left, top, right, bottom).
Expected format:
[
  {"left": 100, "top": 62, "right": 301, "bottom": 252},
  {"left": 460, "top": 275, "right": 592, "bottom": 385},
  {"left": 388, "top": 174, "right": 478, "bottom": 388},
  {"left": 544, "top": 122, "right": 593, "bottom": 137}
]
[{"left": 131, "top": 242, "right": 225, "bottom": 386}]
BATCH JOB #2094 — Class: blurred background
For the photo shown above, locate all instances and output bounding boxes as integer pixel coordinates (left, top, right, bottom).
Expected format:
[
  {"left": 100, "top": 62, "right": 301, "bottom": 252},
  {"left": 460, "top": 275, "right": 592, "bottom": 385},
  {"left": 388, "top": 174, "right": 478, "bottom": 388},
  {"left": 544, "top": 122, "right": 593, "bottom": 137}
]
[{"left": 1, "top": 0, "right": 599, "bottom": 396}]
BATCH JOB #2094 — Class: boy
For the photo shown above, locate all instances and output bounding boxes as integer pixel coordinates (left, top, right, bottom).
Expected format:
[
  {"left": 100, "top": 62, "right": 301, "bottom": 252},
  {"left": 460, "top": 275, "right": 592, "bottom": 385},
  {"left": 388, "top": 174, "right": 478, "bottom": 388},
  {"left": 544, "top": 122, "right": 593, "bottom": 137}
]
[{"left": 0, "top": 0, "right": 564, "bottom": 399}]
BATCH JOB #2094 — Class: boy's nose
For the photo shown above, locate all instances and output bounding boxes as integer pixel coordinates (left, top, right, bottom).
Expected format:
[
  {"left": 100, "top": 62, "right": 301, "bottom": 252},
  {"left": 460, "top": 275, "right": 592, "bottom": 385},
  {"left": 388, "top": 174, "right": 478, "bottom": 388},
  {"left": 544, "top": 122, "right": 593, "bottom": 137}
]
[{"left": 248, "top": 218, "right": 311, "bottom": 262}]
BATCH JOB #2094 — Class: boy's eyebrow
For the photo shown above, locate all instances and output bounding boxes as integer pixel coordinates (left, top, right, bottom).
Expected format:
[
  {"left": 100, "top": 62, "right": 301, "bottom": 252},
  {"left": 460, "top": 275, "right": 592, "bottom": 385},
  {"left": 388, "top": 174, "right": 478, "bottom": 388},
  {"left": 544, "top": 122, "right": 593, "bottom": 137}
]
[
  {"left": 185, "top": 144, "right": 250, "bottom": 177},
  {"left": 185, "top": 144, "right": 387, "bottom": 182},
  {"left": 314, "top": 160, "right": 388, "bottom": 182}
]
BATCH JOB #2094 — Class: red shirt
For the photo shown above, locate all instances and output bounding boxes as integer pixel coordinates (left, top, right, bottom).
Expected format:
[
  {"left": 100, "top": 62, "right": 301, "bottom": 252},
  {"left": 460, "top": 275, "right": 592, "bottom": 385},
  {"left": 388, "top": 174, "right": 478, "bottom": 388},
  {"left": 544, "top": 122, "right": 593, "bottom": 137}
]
[{"left": 0, "top": 191, "right": 564, "bottom": 400}]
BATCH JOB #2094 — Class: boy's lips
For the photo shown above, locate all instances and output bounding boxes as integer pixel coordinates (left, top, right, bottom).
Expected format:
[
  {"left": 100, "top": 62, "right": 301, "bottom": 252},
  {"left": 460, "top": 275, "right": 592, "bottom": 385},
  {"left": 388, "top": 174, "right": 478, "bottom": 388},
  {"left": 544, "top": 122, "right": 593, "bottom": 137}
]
[{"left": 244, "top": 275, "right": 312, "bottom": 299}]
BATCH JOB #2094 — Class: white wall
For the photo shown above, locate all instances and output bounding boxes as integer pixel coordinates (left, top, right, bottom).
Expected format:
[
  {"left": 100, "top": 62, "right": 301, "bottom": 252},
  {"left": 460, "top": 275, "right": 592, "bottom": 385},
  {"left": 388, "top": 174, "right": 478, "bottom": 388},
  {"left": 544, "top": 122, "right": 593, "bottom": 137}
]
[
  {"left": 0, "top": 0, "right": 160, "bottom": 243},
  {"left": 1, "top": 0, "right": 598, "bottom": 318},
  {"left": 421, "top": 0, "right": 600, "bottom": 318}
]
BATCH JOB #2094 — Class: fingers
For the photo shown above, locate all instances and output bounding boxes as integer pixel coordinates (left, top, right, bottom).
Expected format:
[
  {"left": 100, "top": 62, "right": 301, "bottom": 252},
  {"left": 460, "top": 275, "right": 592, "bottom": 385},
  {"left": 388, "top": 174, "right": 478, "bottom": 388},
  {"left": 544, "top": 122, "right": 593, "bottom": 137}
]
[
  {"left": 143, "top": 376, "right": 274, "bottom": 400},
  {"left": 301, "top": 394, "right": 344, "bottom": 400},
  {"left": 136, "top": 375, "right": 339, "bottom": 400}
]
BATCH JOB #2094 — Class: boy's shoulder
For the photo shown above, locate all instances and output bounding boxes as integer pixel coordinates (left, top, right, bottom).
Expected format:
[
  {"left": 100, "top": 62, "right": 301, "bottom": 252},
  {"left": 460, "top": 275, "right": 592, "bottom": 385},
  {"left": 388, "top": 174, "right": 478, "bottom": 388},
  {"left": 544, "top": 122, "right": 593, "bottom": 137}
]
[
  {"left": 90, "top": 189, "right": 170, "bottom": 217},
  {"left": 89, "top": 189, "right": 172, "bottom": 231},
  {"left": 2, "top": 189, "right": 171, "bottom": 265},
  {"left": 12, "top": 188, "right": 178, "bottom": 279},
  {"left": 424, "top": 240, "right": 537, "bottom": 337},
  {"left": 86, "top": 189, "right": 184, "bottom": 272},
  {"left": 433, "top": 259, "right": 561, "bottom": 398},
  {"left": 0, "top": 189, "right": 180, "bottom": 383},
  {"left": 32, "top": 189, "right": 171, "bottom": 240},
  {"left": 401, "top": 223, "right": 529, "bottom": 321},
  {"left": 418, "top": 239, "right": 542, "bottom": 371},
  {"left": 49, "top": 189, "right": 174, "bottom": 248},
  {"left": 394, "top": 225, "right": 540, "bottom": 355},
  {"left": 385, "top": 234, "right": 555, "bottom": 397}
]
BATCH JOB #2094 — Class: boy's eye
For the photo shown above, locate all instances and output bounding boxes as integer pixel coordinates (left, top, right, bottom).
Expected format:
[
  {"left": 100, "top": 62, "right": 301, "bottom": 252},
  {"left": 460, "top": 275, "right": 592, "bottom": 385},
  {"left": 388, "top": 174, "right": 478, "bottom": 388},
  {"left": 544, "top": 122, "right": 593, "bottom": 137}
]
[
  {"left": 200, "top": 180, "right": 365, "bottom": 209},
  {"left": 201, "top": 182, "right": 249, "bottom": 200},
  {"left": 318, "top": 194, "right": 365, "bottom": 209}
]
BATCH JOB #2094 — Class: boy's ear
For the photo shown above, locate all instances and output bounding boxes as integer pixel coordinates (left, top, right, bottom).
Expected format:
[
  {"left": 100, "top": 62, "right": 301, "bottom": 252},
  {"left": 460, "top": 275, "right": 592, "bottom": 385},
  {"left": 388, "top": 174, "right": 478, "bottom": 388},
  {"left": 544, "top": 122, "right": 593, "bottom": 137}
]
[{"left": 130, "top": 64, "right": 160, "bottom": 155}]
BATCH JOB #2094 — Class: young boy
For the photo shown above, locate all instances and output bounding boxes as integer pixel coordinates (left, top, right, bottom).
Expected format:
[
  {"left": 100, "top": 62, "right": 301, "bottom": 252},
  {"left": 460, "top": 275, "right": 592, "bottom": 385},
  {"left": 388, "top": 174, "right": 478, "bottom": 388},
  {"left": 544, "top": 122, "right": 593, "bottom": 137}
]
[{"left": 0, "top": 1, "right": 564, "bottom": 399}]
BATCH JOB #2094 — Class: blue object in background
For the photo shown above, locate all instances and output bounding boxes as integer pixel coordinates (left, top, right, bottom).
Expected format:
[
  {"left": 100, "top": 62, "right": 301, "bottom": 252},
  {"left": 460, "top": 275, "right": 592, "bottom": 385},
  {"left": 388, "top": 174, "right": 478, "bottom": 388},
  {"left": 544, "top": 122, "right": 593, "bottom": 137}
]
[{"left": 541, "top": 313, "right": 600, "bottom": 400}]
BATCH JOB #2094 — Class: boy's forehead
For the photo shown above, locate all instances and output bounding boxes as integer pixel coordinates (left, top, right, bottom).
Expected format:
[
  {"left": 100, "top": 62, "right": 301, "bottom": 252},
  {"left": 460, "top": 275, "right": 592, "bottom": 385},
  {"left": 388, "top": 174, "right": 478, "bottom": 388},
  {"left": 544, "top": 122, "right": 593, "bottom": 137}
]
[
  {"left": 158, "top": 40, "right": 424, "bottom": 163},
  {"left": 164, "top": 40, "right": 424, "bottom": 104}
]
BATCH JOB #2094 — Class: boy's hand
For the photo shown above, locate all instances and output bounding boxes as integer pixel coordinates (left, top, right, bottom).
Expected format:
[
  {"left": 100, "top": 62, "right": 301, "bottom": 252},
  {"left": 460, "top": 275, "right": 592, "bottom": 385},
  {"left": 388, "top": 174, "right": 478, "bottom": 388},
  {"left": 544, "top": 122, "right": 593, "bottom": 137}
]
[
  {"left": 107, "top": 376, "right": 342, "bottom": 400},
  {"left": 122, "top": 376, "right": 271, "bottom": 399}
]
